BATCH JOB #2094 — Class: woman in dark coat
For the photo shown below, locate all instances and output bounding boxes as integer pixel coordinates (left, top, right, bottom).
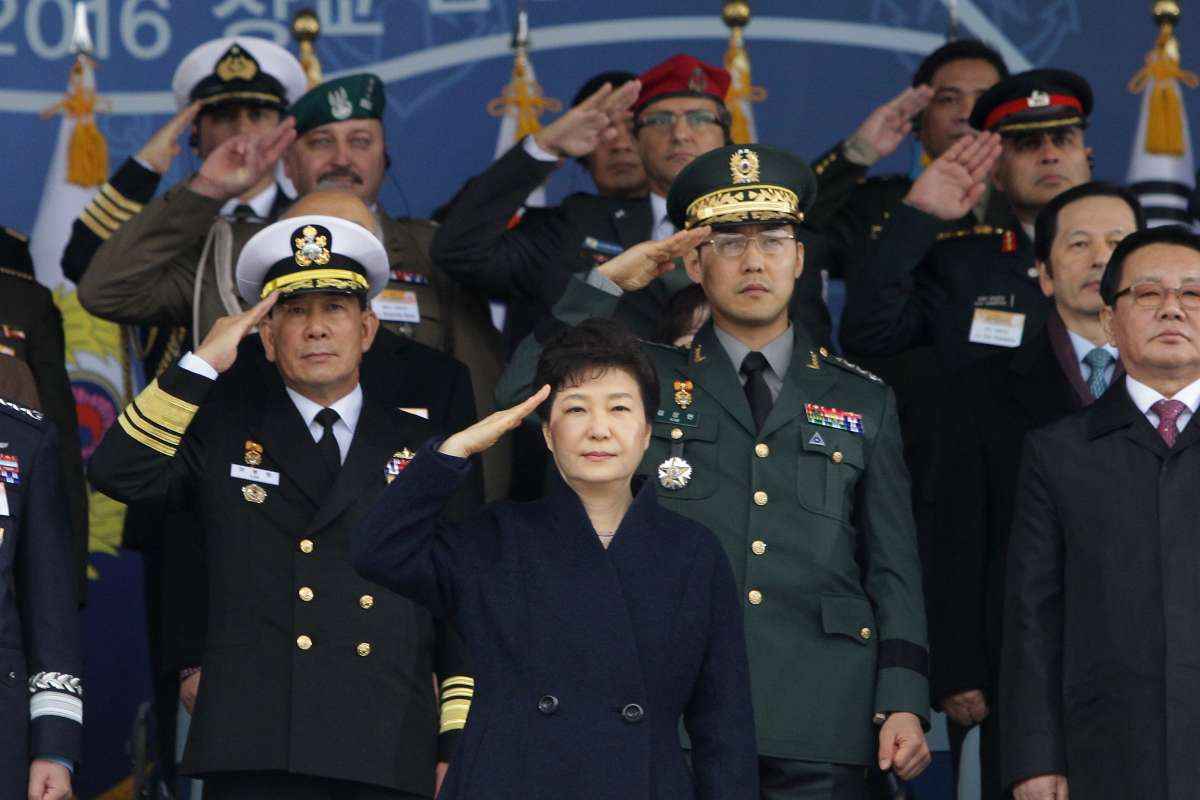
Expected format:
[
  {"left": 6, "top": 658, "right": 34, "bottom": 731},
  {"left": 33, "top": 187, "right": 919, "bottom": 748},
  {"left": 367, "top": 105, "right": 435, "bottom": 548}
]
[{"left": 352, "top": 317, "right": 758, "bottom": 800}]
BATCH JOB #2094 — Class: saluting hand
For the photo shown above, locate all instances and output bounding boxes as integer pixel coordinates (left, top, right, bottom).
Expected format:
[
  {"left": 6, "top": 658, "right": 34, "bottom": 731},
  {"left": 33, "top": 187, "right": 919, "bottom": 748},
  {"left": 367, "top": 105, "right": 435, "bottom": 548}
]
[
  {"left": 845, "top": 84, "right": 934, "bottom": 165},
  {"left": 189, "top": 116, "right": 297, "bottom": 202},
  {"left": 193, "top": 292, "right": 279, "bottom": 374},
  {"left": 902, "top": 131, "right": 1002, "bottom": 220},
  {"left": 877, "top": 711, "right": 931, "bottom": 781},
  {"left": 439, "top": 385, "right": 552, "bottom": 459},
  {"left": 534, "top": 79, "right": 642, "bottom": 159},
  {"left": 136, "top": 101, "right": 202, "bottom": 174},
  {"left": 597, "top": 226, "right": 711, "bottom": 292}
]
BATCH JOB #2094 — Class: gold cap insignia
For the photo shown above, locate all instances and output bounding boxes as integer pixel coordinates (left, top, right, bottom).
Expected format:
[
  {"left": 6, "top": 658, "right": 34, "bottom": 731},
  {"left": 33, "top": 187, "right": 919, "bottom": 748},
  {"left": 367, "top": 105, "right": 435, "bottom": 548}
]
[
  {"left": 730, "top": 148, "right": 760, "bottom": 184},
  {"left": 689, "top": 66, "right": 707, "bottom": 93},
  {"left": 294, "top": 225, "right": 331, "bottom": 267},
  {"left": 1027, "top": 90, "right": 1050, "bottom": 108},
  {"left": 215, "top": 45, "right": 259, "bottom": 83}
]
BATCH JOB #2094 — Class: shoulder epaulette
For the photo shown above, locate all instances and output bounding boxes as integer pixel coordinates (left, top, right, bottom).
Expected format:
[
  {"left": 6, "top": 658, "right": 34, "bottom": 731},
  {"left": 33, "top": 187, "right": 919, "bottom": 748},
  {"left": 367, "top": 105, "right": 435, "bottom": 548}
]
[
  {"left": 3, "top": 227, "right": 28, "bottom": 243},
  {"left": 936, "top": 224, "right": 1008, "bottom": 242},
  {"left": 819, "top": 348, "right": 884, "bottom": 384},
  {"left": 0, "top": 396, "right": 46, "bottom": 424},
  {"left": 640, "top": 339, "right": 689, "bottom": 357},
  {"left": 813, "top": 147, "right": 841, "bottom": 176}
]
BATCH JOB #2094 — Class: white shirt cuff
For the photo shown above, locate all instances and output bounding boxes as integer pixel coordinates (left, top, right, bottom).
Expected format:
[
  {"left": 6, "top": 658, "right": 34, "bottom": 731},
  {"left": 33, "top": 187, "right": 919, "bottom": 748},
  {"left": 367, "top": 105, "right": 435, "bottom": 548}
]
[
  {"left": 179, "top": 351, "right": 219, "bottom": 380},
  {"left": 584, "top": 268, "right": 624, "bottom": 297},
  {"left": 132, "top": 155, "right": 161, "bottom": 175},
  {"left": 523, "top": 135, "right": 560, "bottom": 163}
]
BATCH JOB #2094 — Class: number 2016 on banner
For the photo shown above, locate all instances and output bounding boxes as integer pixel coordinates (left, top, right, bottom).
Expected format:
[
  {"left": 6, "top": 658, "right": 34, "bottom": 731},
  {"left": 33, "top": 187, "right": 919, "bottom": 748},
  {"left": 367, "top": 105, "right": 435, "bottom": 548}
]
[{"left": 0, "top": 0, "right": 171, "bottom": 60}]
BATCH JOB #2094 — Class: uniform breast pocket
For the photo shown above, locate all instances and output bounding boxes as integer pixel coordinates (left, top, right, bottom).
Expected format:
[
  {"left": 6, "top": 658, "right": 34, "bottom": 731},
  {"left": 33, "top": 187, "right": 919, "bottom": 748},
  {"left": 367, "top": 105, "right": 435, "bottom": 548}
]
[
  {"left": 644, "top": 415, "right": 720, "bottom": 500},
  {"left": 796, "top": 425, "right": 864, "bottom": 523}
]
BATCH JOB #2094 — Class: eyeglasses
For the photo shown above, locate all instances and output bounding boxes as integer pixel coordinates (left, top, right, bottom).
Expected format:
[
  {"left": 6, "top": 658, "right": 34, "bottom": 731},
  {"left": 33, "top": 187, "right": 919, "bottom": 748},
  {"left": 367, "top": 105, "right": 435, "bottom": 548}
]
[
  {"left": 703, "top": 233, "right": 796, "bottom": 259},
  {"left": 634, "top": 109, "right": 724, "bottom": 133},
  {"left": 1113, "top": 283, "right": 1200, "bottom": 309}
]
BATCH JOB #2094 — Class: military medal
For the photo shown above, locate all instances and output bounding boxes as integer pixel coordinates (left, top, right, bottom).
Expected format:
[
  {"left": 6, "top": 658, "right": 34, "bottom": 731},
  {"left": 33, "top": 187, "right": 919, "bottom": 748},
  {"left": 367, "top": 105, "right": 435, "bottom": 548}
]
[
  {"left": 244, "top": 440, "right": 264, "bottom": 466},
  {"left": 657, "top": 456, "right": 692, "bottom": 490},
  {"left": 805, "top": 403, "right": 865, "bottom": 434},
  {"left": 385, "top": 448, "right": 415, "bottom": 484},
  {"left": 0, "top": 453, "right": 19, "bottom": 485},
  {"left": 242, "top": 483, "right": 267, "bottom": 504},
  {"left": 808, "top": 351, "right": 820, "bottom": 369},
  {"left": 673, "top": 380, "right": 694, "bottom": 409}
]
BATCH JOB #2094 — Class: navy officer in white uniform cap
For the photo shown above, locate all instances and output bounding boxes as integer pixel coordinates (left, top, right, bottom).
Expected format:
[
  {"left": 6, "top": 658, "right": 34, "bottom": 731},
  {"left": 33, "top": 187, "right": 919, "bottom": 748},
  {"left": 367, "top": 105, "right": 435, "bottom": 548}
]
[{"left": 90, "top": 198, "right": 475, "bottom": 799}]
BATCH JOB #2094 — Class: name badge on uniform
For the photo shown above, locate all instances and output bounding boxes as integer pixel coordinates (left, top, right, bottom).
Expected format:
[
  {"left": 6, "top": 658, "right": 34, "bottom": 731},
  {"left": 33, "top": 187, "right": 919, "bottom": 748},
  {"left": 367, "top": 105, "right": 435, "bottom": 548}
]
[
  {"left": 371, "top": 288, "right": 421, "bottom": 324},
  {"left": 0, "top": 484, "right": 8, "bottom": 516},
  {"left": 230, "top": 464, "right": 280, "bottom": 485},
  {"left": 968, "top": 308, "right": 1025, "bottom": 348}
]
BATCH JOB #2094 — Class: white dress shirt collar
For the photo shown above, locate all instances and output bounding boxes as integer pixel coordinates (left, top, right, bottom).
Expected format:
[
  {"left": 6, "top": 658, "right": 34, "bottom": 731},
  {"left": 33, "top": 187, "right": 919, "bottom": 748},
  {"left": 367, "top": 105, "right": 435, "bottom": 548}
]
[
  {"left": 220, "top": 182, "right": 278, "bottom": 221},
  {"left": 285, "top": 384, "right": 364, "bottom": 464},
  {"left": 1124, "top": 374, "right": 1200, "bottom": 433}
]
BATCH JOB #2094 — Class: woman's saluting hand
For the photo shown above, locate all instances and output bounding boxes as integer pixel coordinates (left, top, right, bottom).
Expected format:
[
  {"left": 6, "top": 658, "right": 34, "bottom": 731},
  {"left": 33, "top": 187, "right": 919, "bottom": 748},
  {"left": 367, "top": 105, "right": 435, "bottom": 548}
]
[{"left": 439, "top": 385, "right": 552, "bottom": 459}]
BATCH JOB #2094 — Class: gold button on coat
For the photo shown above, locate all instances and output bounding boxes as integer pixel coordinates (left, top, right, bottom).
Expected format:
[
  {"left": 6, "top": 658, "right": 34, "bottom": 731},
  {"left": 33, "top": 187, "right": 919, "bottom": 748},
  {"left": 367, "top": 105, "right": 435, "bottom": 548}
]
[
  {"left": 670, "top": 428, "right": 683, "bottom": 440},
  {"left": 755, "top": 443, "right": 770, "bottom": 458},
  {"left": 831, "top": 451, "right": 844, "bottom": 464},
  {"left": 298, "top": 586, "right": 314, "bottom": 602},
  {"left": 357, "top": 642, "right": 372, "bottom": 657},
  {"left": 860, "top": 627, "right": 872, "bottom": 640},
  {"left": 299, "top": 539, "right": 314, "bottom": 554},
  {"left": 359, "top": 595, "right": 375, "bottom": 609},
  {"left": 753, "top": 491, "right": 768, "bottom": 506},
  {"left": 748, "top": 589, "right": 763, "bottom": 605},
  {"left": 751, "top": 540, "right": 767, "bottom": 555},
  {"left": 296, "top": 635, "right": 312, "bottom": 650}
]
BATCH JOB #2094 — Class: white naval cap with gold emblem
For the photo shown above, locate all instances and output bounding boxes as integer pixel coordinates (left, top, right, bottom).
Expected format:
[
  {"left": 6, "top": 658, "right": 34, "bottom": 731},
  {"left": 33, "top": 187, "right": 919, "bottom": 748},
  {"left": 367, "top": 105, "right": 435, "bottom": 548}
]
[
  {"left": 236, "top": 215, "right": 389, "bottom": 305},
  {"left": 171, "top": 36, "right": 308, "bottom": 112}
]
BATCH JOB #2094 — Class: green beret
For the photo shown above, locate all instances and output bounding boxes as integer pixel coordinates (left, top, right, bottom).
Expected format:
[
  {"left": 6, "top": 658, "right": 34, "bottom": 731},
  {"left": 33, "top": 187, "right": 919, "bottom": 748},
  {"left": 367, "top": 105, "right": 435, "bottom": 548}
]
[
  {"left": 667, "top": 144, "right": 818, "bottom": 230},
  {"left": 290, "top": 73, "right": 386, "bottom": 135}
]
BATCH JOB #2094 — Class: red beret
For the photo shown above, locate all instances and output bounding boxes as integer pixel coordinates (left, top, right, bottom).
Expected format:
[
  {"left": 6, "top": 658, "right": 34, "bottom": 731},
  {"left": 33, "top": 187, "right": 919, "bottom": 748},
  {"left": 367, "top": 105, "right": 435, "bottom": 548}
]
[{"left": 634, "top": 54, "right": 730, "bottom": 113}]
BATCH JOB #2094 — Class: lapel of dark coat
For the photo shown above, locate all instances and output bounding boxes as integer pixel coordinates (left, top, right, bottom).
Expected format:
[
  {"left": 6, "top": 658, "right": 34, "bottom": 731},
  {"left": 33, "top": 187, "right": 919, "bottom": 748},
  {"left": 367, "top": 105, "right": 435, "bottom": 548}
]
[
  {"left": 609, "top": 198, "right": 653, "bottom": 250},
  {"left": 759, "top": 328, "right": 838, "bottom": 440},
  {"left": 1086, "top": 380, "right": 1171, "bottom": 459},
  {"left": 684, "top": 323, "right": 757, "bottom": 437},
  {"left": 305, "top": 395, "right": 405, "bottom": 536},
  {"left": 1005, "top": 332, "right": 1082, "bottom": 425},
  {"left": 251, "top": 377, "right": 327, "bottom": 509}
]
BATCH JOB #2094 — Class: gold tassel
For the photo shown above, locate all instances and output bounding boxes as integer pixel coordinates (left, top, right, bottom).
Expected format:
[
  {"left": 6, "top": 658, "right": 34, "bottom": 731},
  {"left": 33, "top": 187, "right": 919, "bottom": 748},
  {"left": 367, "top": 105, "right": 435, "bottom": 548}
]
[
  {"left": 1128, "top": 26, "right": 1199, "bottom": 157},
  {"left": 723, "top": 26, "right": 766, "bottom": 145},
  {"left": 486, "top": 49, "right": 560, "bottom": 139},
  {"left": 67, "top": 117, "right": 108, "bottom": 186}
]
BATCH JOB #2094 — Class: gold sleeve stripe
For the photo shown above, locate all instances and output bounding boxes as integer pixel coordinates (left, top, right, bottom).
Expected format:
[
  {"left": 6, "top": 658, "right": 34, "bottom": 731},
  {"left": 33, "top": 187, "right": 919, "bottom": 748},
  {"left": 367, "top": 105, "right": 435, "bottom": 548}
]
[
  {"left": 82, "top": 201, "right": 121, "bottom": 231},
  {"left": 439, "top": 699, "right": 470, "bottom": 733},
  {"left": 92, "top": 192, "right": 134, "bottom": 223},
  {"left": 126, "top": 401, "right": 183, "bottom": 446},
  {"left": 78, "top": 211, "right": 111, "bottom": 241},
  {"left": 134, "top": 379, "right": 199, "bottom": 435},
  {"left": 100, "top": 183, "right": 144, "bottom": 214},
  {"left": 118, "top": 413, "right": 177, "bottom": 457},
  {"left": 440, "top": 676, "right": 475, "bottom": 691},
  {"left": 441, "top": 687, "right": 473, "bottom": 700}
]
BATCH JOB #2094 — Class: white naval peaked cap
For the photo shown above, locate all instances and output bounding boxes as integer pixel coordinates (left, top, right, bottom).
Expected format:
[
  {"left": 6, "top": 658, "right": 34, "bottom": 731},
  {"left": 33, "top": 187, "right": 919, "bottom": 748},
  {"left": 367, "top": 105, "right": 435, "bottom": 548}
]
[
  {"left": 236, "top": 214, "right": 390, "bottom": 306},
  {"left": 171, "top": 36, "right": 308, "bottom": 111}
]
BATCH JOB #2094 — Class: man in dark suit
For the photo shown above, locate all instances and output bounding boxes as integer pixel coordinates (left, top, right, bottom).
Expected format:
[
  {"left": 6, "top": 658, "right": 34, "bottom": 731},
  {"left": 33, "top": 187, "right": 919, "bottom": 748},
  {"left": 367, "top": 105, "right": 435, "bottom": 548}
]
[
  {"left": 90, "top": 203, "right": 475, "bottom": 799},
  {"left": 1002, "top": 225, "right": 1200, "bottom": 800},
  {"left": 0, "top": 390, "right": 82, "bottom": 800},
  {"left": 431, "top": 54, "right": 832, "bottom": 351},
  {"left": 930, "top": 181, "right": 1144, "bottom": 798}
]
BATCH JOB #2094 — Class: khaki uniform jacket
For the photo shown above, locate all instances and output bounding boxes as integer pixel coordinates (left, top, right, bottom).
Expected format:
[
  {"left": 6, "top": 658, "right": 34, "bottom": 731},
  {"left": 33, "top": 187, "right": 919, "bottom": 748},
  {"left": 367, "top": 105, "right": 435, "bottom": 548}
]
[{"left": 79, "top": 182, "right": 509, "bottom": 498}]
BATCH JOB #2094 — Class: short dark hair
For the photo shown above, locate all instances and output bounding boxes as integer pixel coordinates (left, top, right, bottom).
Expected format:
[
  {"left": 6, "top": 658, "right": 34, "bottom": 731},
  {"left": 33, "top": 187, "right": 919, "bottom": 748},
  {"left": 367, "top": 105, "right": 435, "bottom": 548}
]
[
  {"left": 571, "top": 70, "right": 638, "bottom": 108},
  {"left": 1033, "top": 181, "right": 1146, "bottom": 267},
  {"left": 912, "top": 39, "right": 1009, "bottom": 88},
  {"left": 655, "top": 282, "right": 709, "bottom": 345},
  {"left": 1099, "top": 225, "right": 1200, "bottom": 305},
  {"left": 534, "top": 318, "right": 659, "bottom": 424}
]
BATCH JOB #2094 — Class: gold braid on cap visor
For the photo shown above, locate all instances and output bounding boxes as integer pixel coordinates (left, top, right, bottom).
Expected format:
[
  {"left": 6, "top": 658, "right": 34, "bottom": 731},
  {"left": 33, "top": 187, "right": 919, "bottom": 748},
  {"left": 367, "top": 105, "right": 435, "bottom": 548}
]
[
  {"left": 261, "top": 268, "right": 369, "bottom": 299},
  {"left": 684, "top": 184, "right": 803, "bottom": 229}
]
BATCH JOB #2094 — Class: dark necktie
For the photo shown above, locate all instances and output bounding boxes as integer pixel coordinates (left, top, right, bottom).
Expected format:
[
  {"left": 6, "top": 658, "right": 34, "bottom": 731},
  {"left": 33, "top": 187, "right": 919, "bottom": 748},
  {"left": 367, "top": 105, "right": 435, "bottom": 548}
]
[
  {"left": 740, "top": 351, "right": 773, "bottom": 433},
  {"left": 1151, "top": 399, "right": 1188, "bottom": 447},
  {"left": 315, "top": 407, "right": 342, "bottom": 477},
  {"left": 232, "top": 203, "right": 257, "bottom": 222}
]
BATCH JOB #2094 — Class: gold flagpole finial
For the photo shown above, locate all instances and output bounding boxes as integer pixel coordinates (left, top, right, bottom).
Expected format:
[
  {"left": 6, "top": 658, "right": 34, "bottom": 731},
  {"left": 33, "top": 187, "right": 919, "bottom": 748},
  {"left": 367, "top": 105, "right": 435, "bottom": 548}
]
[
  {"left": 722, "top": 1, "right": 765, "bottom": 145},
  {"left": 40, "top": 2, "right": 109, "bottom": 186},
  {"left": 292, "top": 8, "right": 323, "bottom": 88},
  {"left": 486, "top": 7, "right": 561, "bottom": 139}
]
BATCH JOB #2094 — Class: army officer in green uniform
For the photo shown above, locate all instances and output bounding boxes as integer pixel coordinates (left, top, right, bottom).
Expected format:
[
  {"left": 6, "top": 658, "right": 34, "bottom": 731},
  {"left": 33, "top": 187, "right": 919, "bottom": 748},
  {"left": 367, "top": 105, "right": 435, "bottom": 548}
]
[{"left": 497, "top": 144, "right": 930, "bottom": 797}]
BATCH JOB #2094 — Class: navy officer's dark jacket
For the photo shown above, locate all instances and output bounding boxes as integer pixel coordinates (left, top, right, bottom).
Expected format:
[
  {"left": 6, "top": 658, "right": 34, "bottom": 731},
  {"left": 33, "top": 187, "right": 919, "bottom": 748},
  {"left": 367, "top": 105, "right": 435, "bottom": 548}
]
[
  {"left": 89, "top": 359, "right": 475, "bottom": 796},
  {"left": 0, "top": 397, "right": 82, "bottom": 796},
  {"left": 352, "top": 442, "right": 759, "bottom": 800}
]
